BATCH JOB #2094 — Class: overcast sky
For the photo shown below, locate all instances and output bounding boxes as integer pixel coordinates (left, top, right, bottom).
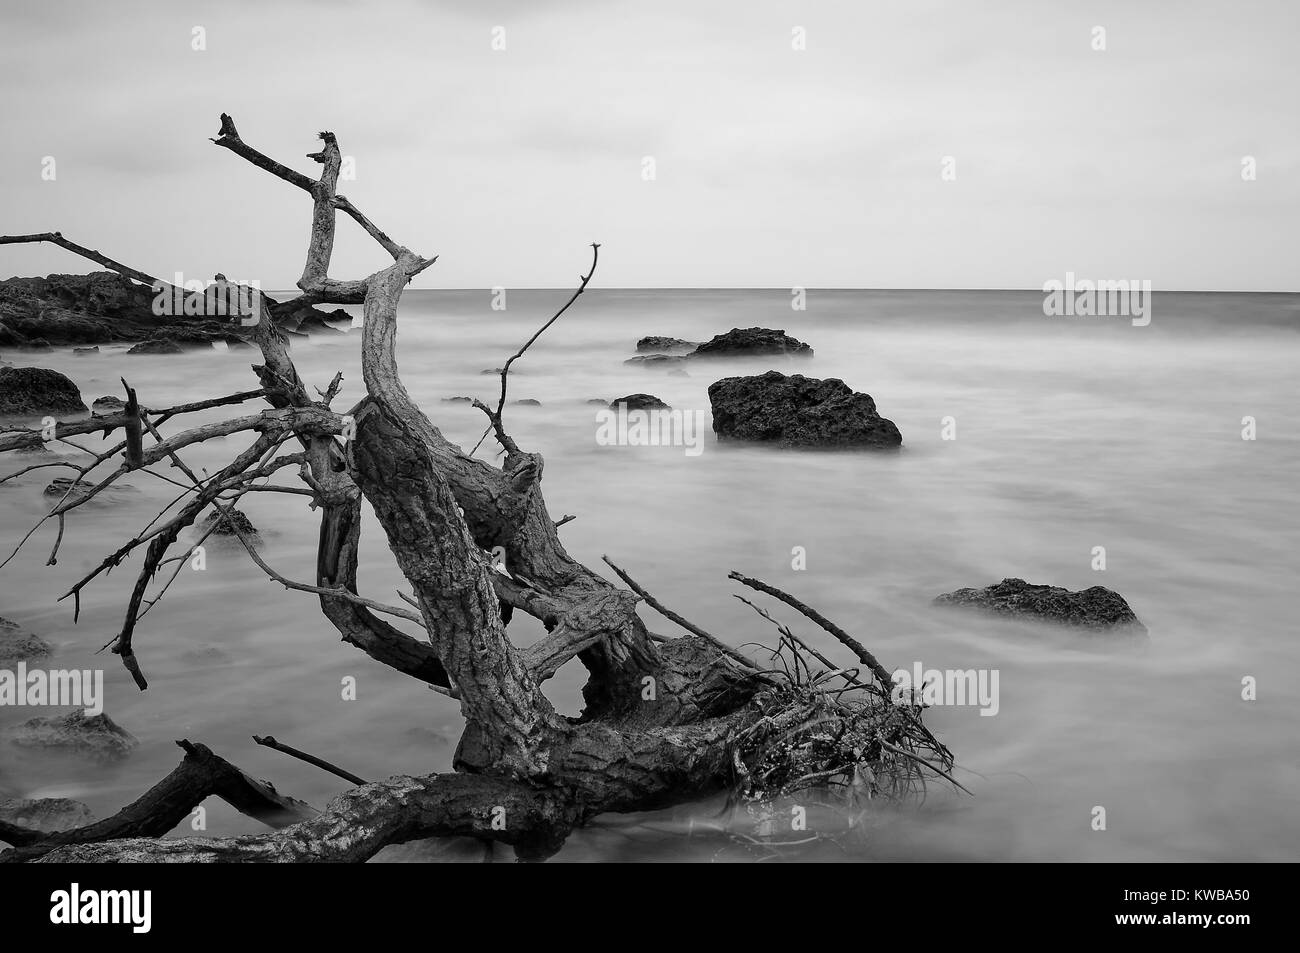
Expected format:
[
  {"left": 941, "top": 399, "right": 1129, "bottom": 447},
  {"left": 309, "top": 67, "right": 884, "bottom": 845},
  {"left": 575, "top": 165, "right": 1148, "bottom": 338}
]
[{"left": 1, "top": 0, "right": 1296, "bottom": 290}]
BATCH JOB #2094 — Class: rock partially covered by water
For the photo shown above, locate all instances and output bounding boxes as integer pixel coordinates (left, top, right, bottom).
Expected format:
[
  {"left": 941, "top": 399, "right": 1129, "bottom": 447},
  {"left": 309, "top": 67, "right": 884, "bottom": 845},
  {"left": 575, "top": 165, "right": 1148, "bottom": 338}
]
[
  {"left": 0, "top": 797, "right": 95, "bottom": 834},
  {"left": 0, "top": 366, "right": 87, "bottom": 416},
  {"left": 0, "top": 616, "right": 52, "bottom": 663},
  {"left": 708, "top": 371, "right": 901, "bottom": 449},
  {"left": 609, "top": 394, "right": 671, "bottom": 412},
  {"left": 690, "top": 327, "right": 813, "bottom": 359},
  {"left": 625, "top": 354, "right": 688, "bottom": 367},
  {"left": 127, "top": 338, "right": 185, "bottom": 355},
  {"left": 91, "top": 395, "right": 126, "bottom": 414},
  {"left": 636, "top": 336, "right": 698, "bottom": 354},
  {"left": 933, "top": 578, "right": 1147, "bottom": 634},
  {"left": 7, "top": 712, "right": 139, "bottom": 759},
  {"left": 201, "top": 507, "right": 258, "bottom": 537},
  {"left": 44, "top": 478, "right": 95, "bottom": 502}
]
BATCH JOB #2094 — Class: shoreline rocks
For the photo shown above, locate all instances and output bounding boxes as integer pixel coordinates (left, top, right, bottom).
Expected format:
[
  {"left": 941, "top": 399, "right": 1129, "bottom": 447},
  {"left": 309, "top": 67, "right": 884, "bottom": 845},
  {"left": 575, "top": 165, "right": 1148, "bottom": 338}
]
[
  {"left": 0, "top": 366, "right": 87, "bottom": 416},
  {"left": 708, "top": 370, "right": 901, "bottom": 449},
  {"left": 0, "top": 271, "right": 353, "bottom": 348},
  {"left": 933, "top": 578, "right": 1147, "bottom": 634}
]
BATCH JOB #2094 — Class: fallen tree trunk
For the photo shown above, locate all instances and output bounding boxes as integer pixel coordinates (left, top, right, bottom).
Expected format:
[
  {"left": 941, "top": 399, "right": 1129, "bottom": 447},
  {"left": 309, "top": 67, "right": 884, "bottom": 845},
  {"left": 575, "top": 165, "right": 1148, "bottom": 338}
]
[{"left": 0, "top": 116, "right": 958, "bottom": 863}]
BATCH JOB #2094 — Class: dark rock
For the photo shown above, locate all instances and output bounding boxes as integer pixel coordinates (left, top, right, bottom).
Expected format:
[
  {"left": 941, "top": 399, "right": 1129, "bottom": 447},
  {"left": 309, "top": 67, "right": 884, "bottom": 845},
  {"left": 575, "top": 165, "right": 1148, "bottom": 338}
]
[
  {"left": 609, "top": 394, "right": 671, "bottom": 412},
  {"left": 636, "top": 336, "right": 698, "bottom": 354},
  {"left": 933, "top": 578, "right": 1147, "bottom": 634},
  {"left": 0, "top": 797, "right": 95, "bottom": 834},
  {"left": 7, "top": 712, "right": 139, "bottom": 759},
  {"left": 0, "top": 366, "right": 87, "bottom": 415},
  {"left": 512, "top": 398, "right": 542, "bottom": 406},
  {"left": 91, "top": 395, "right": 125, "bottom": 414},
  {"left": 0, "top": 272, "right": 357, "bottom": 347},
  {"left": 708, "top": 371, "right": 900, "bottom": 449},
  {"left": 0, "top": 616, "right": 52, "bottom": 663},
  {"left": 689, "top": 327, "right": 813, "bottom": 359},
  {"left": 0, "top": 323, "right": 28, "bottom": 347},
  {"left": 128, "top": 338, "right": 184, "bottom": 355},
  {"left": 25, "top": 339, "right": 52, "bottom": 349},
  {"left": 625, "top": 354, "right": 687, "bottom": 367},
  {"left": 441, "top": 396, "right": 473, "bottom": 404},
  {"left": 73, "top": 345, "right": 99, "bottom": 355},
  {"left": 201, "top": 507, "right": 258, "bottom": 537}
]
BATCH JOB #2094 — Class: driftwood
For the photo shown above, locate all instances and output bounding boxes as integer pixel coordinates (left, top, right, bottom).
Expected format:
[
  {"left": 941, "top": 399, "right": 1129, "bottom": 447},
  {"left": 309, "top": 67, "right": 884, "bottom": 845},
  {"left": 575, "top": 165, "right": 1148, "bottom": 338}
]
[{"left": 0, "top": 116, "right": 957, "bottom": 862}]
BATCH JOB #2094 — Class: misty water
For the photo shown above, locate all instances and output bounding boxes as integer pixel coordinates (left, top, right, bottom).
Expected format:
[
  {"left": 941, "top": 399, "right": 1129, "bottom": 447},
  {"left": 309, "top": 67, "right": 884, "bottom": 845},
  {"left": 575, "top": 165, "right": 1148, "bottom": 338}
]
[{"left": 2, "top": 289, "right": 1297, "bottom": 861}]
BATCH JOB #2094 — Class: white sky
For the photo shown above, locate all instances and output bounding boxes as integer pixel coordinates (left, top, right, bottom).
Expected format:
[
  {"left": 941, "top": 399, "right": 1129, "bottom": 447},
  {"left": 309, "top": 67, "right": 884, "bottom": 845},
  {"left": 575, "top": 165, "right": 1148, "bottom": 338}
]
[{"left": 1, "top": 0, "right": 1296, "bottom": 290}]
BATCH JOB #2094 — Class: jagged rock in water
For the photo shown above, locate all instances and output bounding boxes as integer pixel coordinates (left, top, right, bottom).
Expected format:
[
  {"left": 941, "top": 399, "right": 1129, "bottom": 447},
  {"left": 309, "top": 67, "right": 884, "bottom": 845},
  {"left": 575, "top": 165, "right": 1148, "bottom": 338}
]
[
  {"left": 201, "top": 507, "right": 258, "bottom": 537},
  {"left": 933, "top": 578, "right": 1148, "bottom": 634},
  {"left": 708, "top": 370, "right": 900, "bottom": 449},
  {"left": 0, "top": 616, "right": 52, "bottom": 663},
  {"left": 7, "top": 712, "right": 139, "bottom": 760},
  {"left": 689, "top": 327, "right": 813, "bottom": 359},
  {"left": 609, "top": 394, "right": 671, "bottom": 412},
  {"left": 636, "top": 336, "right": 698, "bottom": 354},
  {"left": 0, "top": 797, "right": 95, "bottom": 834},
  {"left": 0, "top": 366, "right": 87, "bottom": 415}
]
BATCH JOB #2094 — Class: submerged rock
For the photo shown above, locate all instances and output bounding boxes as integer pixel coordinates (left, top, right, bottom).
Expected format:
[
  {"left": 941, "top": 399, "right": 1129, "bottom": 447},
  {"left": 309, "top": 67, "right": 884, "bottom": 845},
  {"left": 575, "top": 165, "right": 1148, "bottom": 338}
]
[
  {"left": 0, "top": 366, "right": 87, "bottom": 416},
  {"left": 625, "top": 354, "right": 688, "bottom": 367},
  {"left": 7, "top": 712, "right": 139, "bottom": 759},
  {"left": 0, "top": 616, "right": 52, "bottom": 663},
  {"left": 201, "top": 507, "right": 258, "bottom": 537},
  {"left": 0, "top": 797, "right": 95, "bottom": 834},
  {"left": 933, "top": 578, "right": 1147, "bottom": 634},
  {"left": 690, "top": 327, "right": 813, "bottom": 359},
  {"left": 708, "top": 370, "right": 900, "bottom": 449},
  {"left": 43, "top": 478, "right": 94, "bottom": 502},
  {"left": 73, "top": 346, "right": 99, "bottom": 356},
  {"left": 609, "top": 394, "right": 671, "bottom": 412},
  {"left": 441, "top": 396, "right": 473, "bottom": 404},
  {"left": 512, "top": 398, "right": 542, "bottom": 406},
  {"left": 636, "top": 336, "right": 698, "bottom": 354}
]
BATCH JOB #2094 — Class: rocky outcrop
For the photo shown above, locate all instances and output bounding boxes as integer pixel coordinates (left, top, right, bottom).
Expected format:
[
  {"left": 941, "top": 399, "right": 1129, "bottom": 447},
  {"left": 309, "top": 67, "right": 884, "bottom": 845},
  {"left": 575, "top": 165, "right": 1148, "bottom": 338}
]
[
  {"left": 933, "top": 578, "right": 1147, "bottom": 634},
  {"left": 708, "top": 371, "right": 900, "bottom": 449},
  {"left": 0, "top": 271, "right": 352, "bottom": 347},
  {"left": 0, "top": 366, "right": 87, "bottom": 416},
  {"left": 609, "top": 394, "right": 670, "bottom": 412},
  {"left": 690, "top": 327, "right": 813, "bottom": 359},
  {"left": 0, "top": 616, "right": 52, "bottom": 663},
  {"left": 91, "top": 395, "right": 125, "bottom": 414},
  {"left": 6, "top": 712, "right": 139, "bottom": 759},
  {"left": 636, "top": 336, "right": 698, "bottom": 354}
]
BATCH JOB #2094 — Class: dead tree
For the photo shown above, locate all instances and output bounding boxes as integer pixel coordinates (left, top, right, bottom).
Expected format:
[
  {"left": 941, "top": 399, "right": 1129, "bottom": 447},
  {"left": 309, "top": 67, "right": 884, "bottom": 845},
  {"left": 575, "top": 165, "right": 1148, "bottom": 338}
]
[{"left": 0, "top": 116, "right": 958, "bottom": 862}]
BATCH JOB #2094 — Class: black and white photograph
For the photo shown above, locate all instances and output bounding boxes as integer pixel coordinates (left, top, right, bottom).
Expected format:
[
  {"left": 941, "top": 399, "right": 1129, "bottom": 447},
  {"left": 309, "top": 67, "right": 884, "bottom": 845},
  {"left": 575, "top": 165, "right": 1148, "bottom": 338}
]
[{"left": 0, "top": 0, "right": 1293, "bottom": 921}]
